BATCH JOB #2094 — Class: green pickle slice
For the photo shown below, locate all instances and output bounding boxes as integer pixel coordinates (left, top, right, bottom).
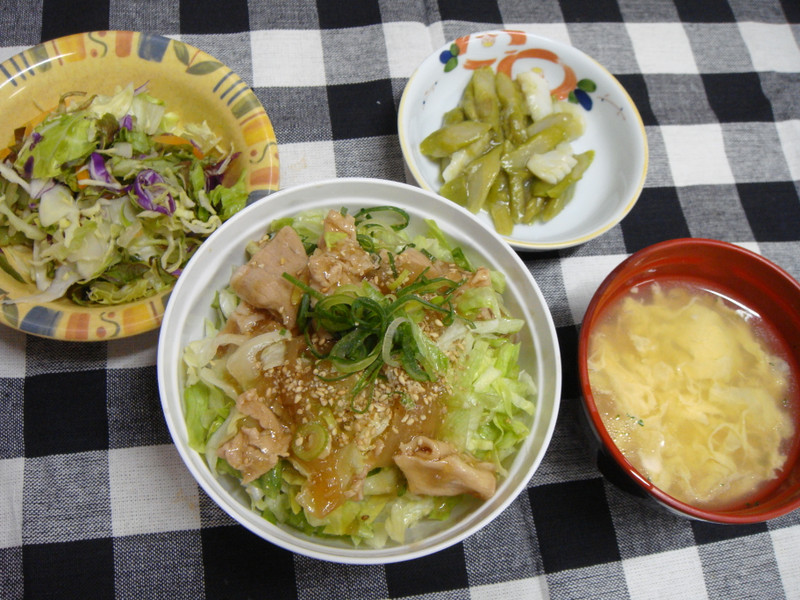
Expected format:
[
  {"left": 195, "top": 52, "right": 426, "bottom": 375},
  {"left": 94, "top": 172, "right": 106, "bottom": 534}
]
[{"left": 420, "top": 65, "right": 593, "bottom": 233}]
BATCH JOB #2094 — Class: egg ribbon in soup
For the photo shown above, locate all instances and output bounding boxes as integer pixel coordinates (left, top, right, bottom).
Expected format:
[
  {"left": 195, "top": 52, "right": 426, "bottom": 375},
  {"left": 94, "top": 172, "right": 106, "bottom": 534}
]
[{"left": 587, "top": 281, "right": 797, "bottom": 510}]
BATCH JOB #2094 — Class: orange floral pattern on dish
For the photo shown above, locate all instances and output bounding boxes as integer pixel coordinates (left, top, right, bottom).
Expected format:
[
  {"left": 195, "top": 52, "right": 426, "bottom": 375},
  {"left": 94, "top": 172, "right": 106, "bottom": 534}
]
[{"left": 438, "top": 30, "right": 596, "bottom": 108}]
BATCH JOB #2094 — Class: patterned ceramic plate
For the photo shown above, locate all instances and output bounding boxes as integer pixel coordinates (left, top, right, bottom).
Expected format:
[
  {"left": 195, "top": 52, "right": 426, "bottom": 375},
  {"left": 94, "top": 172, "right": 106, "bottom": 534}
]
[
  {"left": 0, "top": 31, "right": 279, "bottom": 341},
  {"left": 398, "top": 30, "right": 648, "bottom": 250}
]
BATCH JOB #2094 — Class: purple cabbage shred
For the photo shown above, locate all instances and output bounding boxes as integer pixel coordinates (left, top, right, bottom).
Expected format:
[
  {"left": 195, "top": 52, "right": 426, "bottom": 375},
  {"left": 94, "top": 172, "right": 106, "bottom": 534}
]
[
  {"left": 29, "top": 132, "right": 43, "bottom": 150},
  {"left": 88, "top": 153, "right": 113, "bottom": 184},
  {"left": 23, "top": 156, "right": 33, "bottom": 179},
  {"left": 133, "top": 169, "right": 174, "bottom": 215},
  {"left": 204, "top": 152, "right": 239, "bottom": 191}
]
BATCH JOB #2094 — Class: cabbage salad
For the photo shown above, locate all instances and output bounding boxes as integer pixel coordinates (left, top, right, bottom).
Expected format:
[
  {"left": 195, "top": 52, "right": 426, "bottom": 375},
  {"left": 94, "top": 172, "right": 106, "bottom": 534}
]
[
  {"left": 182, "top": 207, "right": 538, "bottom": 547},
  {"left": 0, "top": 83, "right": 248, "bottom": 305}
]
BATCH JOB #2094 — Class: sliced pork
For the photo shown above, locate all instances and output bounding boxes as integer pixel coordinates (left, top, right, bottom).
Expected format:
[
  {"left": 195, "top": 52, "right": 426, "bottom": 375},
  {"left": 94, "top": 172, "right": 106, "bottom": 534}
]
[
  {"left": 217, "top": 389, "right": 292, "bottom": 483},
  {"left": 308, "top": 210, "right": 374, "bottom": 293},
  {"left": 393, "top": 436, "right": 496, "bottom": 500},
  {"left": 229, "top": 226, "right": 308, "bottom": 329}
]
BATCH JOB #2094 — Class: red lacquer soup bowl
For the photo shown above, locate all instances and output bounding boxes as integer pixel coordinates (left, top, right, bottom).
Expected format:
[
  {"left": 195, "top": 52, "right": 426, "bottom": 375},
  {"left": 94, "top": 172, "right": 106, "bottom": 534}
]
[{"left": 578, "top": 238, "right": 800, "bottom": 524}]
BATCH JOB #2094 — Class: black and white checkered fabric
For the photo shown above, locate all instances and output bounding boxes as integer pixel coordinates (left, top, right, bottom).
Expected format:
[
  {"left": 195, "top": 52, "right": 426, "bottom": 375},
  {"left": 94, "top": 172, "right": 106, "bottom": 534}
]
[{"left": 2, "top": 0, "right": 799, "bottom": 598}]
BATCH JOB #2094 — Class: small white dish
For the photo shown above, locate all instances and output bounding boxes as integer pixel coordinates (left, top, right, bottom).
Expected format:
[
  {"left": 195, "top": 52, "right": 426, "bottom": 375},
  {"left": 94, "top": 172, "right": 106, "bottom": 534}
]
[
  {"left": 398, "top": 30, "right": 648, "bottom": 250},
  {"left": 156, "top": 178, "right": 561, "bottom": 564}
]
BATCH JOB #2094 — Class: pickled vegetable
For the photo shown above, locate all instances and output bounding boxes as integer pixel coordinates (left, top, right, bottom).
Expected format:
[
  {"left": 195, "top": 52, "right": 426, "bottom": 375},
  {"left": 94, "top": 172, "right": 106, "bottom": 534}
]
[
  {"left": 420, "top": 121, "right": 491, "bottom": 158},
  {"left": 441, "top": 132, "right": 492, "bottom": 182},
  {"left": 496, "top": 71, "right": 528, "bottom": 145},
  {"left": 517, "top": 69, "right": 553, "bottom": 122},
  {"left": 500, "top": 124, "right": 567, "bottom": 172},
  {"left": 532, "top": 150, "right": 594, "bottom": 199},
  {"left": 526, "top": 143, "right": 578, "bottom": 184},
  {"left": 471, "top": 66, "right": 502, "bottom": 137},
  {"left": 487, "top": 172, "right": 513, "bottom": 235},
  {"left": 420, "top": 67, "right": 594, "bottom": 233},
  {"left": 465, "top": 145, "right": 501, "bottom": 213}
]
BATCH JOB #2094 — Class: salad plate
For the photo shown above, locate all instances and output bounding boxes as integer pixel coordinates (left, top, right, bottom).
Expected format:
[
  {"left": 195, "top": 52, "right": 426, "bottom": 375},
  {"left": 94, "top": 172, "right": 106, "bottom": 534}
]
[
  {"left": 0, "top": 31, "right": 279, "bottom": 341},
  {"left": 398, "top": 30, "right": 648, "bottom": 250}
]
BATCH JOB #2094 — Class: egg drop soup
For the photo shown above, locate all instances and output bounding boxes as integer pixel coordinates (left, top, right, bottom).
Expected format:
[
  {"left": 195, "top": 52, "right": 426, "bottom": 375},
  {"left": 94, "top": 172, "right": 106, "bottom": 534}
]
[{"left": 587, "top": 281, "right": 799, "bottom": 510}]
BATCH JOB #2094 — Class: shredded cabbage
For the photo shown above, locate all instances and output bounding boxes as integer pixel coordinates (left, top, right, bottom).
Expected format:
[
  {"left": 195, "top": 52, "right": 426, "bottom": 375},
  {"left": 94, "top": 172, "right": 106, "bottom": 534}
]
[
  {"left": 181, "top": 207, "right": 538, "bottom": 546},
  {"left": 0, "top": 83, "right": 248, "bottom": 305}
]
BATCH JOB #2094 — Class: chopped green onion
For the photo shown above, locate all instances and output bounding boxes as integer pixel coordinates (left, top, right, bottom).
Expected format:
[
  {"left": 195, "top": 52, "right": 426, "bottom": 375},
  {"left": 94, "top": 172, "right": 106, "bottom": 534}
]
[
  {"left": 292, "top": 422, "right": 330, "bottom": 461},
  {"left": 281, "top": 272, "right": 324, "bottom": 301},
  {"left": 296, "top": 293, "right": 312, "bottom": 332},
  {"left": 354, "top": 206, "right": 410, "bottom": 231},
  {"left": 356, "top": 233, "right": 375, "bottom": 253}
]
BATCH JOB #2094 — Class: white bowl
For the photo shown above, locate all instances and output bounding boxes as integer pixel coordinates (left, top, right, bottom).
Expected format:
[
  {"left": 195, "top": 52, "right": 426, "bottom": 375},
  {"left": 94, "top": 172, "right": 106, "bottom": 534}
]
[
  {"left": 156, "top": 178, "right": 561, "bottom": 563},
  {"left": 398, "top": 30, "right": 648, "bottom": 250}
]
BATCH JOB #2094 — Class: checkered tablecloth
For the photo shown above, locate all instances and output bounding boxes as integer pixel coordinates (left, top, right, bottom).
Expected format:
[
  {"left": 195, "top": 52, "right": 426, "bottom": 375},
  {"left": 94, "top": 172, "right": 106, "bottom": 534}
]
[{"left": 2, "top": 0, "right": 799, "bottom": 598}]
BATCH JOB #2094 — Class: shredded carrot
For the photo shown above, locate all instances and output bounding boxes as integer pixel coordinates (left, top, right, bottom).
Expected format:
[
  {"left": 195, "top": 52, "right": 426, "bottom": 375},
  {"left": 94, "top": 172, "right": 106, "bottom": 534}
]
[
  {"left": 76, "top": 167, "right": 91, "bottom": 189},
  {"left": 152, "top": 133, "right": 204, "bottom": 159}
]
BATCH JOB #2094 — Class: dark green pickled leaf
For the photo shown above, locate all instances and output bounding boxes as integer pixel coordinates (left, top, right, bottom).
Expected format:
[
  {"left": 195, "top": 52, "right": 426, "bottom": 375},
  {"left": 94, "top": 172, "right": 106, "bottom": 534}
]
[
  {"left": 96, "top": 113, "right": 120, "bottom": 149},
  {"left": 0, "top": 252, "right": 25, "bottom": 282},
  {"left": 67, "top": 284, "right": 92, "bottom": 305},
  {"left": 99, "top": 262, "right": 151, "bottom": 285}
]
